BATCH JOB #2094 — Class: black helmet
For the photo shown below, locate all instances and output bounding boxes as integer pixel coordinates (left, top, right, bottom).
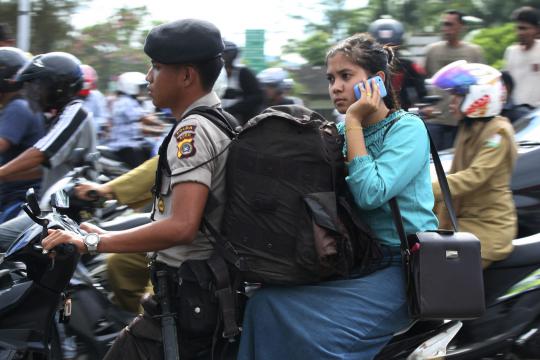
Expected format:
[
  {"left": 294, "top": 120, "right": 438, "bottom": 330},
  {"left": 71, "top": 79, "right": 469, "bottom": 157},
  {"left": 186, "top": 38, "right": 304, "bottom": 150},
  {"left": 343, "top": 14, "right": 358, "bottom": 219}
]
[
  {"left": 223, "top": 40, "right": 239, "bottom": 63},
  {"left": 0, "top": 47, "right": 28, "bottom": 92},
  {"left": 368, "top": 18, "right": 405, "bottom": 46},
  {"left": 16, "top": 51, "right": 83, "bottom": 111}
]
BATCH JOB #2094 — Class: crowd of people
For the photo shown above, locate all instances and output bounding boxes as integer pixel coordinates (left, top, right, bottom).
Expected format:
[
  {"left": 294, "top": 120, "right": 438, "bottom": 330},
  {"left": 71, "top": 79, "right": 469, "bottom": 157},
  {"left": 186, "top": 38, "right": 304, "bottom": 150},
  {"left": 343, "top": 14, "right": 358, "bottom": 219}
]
[{"left": 0, "top": 4, "right": 537, "bottom": 360}]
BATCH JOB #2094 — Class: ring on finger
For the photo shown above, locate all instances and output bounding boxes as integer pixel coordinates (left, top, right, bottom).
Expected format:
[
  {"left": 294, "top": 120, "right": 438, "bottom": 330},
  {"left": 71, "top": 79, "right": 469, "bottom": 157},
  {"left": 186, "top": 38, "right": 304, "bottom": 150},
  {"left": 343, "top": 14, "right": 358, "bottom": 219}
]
[{"left": 366, "top": 92, "right": 372, "bottom": 97}]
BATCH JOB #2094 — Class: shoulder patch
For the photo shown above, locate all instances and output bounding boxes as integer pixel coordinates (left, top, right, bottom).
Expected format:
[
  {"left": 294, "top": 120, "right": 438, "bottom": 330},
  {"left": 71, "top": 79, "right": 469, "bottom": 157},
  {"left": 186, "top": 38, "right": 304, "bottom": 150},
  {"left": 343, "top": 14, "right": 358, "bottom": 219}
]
[
  {"left": 175, "top": 124, "right": 197, "bottom": 159},
  {"left": 177, "top": 137, "right": 196, "bottom": 159},
  {"left": 174, "top": 125, "right": 197, "bottom": 141},
  {"left": 485, "top": 134, "right": 502, "bottom": 148}
]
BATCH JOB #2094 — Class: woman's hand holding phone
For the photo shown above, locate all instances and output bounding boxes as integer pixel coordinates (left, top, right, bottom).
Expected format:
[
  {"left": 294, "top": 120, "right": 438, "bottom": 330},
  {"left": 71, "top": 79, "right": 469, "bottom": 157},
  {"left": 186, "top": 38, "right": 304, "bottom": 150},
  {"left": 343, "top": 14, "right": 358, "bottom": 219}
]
[
  {"left": 353, "top": 76, "right": 387, "bottom": 101},
  {"left": 346, "top": 77, "right": 383, "bottom": 125}
]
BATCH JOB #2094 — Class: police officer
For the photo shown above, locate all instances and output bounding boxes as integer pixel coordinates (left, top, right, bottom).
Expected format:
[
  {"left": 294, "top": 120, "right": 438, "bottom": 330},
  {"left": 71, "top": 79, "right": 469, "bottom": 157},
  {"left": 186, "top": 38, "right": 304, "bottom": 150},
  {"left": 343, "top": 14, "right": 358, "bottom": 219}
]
[{"left": 42, "top": 19, "right": 233, "bottom": 359}]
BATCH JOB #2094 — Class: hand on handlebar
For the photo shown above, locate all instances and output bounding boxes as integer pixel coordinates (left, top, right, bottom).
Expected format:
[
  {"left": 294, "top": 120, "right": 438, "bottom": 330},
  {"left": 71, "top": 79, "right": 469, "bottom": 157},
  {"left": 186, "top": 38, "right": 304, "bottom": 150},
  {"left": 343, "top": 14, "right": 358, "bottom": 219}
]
[{"left": 42, "top": 229, "right": 86, "bottom": 254}]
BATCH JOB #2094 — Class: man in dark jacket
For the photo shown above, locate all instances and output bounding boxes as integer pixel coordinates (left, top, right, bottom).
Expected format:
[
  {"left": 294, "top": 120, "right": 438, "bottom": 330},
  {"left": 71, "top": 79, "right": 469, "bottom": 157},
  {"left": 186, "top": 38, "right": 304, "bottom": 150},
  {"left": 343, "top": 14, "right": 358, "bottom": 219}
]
[{"left": 221, "top": 40, "right": 264, "bottom": 124}]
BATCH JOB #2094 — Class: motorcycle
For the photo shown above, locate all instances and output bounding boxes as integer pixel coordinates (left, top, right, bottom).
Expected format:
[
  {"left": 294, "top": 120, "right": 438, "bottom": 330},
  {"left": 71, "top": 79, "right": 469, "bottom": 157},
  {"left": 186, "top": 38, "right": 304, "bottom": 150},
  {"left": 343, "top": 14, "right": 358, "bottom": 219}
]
[
  {"left": 0, "top": 188, "right": 461, "bottom": 360},
  {"left": 0, "top": 189, "right": 79, "bottom": 359},
  {"left": 94, "top": 145, "right": 133, "bottom": 179},
  {"left": 0, "top": 187, "right": 150, "bottom": 360},
  {"left": 7, "top": 190, "right": 540, "bottom": 359},
  {"left": 376, "top": 232, "right": 540, "bottom": 359},
  {"left": 38, "top": 148, "right": 134, "bottom": 225}
]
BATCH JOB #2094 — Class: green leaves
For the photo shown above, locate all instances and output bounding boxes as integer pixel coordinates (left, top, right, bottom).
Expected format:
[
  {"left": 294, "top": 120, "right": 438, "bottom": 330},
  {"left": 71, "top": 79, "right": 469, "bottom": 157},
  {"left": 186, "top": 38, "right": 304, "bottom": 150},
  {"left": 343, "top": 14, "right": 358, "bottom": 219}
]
[{"left": 471, "top": 23, "right": 517, "bottom": 69}]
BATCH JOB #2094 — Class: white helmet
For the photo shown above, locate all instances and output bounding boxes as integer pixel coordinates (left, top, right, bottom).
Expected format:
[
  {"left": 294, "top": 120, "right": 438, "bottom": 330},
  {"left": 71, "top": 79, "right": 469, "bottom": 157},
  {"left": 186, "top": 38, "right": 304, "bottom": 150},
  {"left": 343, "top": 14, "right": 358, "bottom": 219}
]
[
  {"left": 430, "top": 60, "right": 506, "bottom": 118},
  {"left": 116, "top": 72, "right": 147, "bottom": 96},
  {"left": 257, "top": 67, "right": 289, "bottom": 89}
]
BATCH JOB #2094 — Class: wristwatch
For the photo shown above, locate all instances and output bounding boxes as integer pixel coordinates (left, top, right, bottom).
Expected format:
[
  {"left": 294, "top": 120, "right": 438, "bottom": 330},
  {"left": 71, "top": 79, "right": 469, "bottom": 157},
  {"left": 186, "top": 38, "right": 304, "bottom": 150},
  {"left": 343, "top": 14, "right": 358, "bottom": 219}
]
[{"left": 83, "top": 233, "right": 100, "bottom": 255}]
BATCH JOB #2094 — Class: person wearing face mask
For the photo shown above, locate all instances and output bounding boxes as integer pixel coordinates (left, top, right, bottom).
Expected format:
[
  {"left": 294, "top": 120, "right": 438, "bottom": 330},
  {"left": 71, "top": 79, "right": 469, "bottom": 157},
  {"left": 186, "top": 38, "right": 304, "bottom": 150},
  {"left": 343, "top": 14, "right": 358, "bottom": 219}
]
[
  {"left": 237, "top": 33, "right": 438, "bottom": 360},
  {"left": 431, "top": 60, "right": 518, "bottom": 268}
]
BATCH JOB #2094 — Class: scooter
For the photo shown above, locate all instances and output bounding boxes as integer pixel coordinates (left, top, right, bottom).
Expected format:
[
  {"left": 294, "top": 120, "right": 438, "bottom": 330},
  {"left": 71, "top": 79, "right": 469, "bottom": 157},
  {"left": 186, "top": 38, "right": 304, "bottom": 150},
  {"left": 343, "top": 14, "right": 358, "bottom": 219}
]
[
  {"left": 0, "top": 188, "right": 460, "bottom": 359},
  {"left": 39, "top": 149, "right": 133, "bottom": 225},
  {"left": 0, "top": 188, "right": 149, "bottom": 360},
  {"left": 446, "top": 233, "right": 540, "bottom": 359},
  {"left": 0, "top": 189, "right": 79, "bottom": 360},
  {"left": 10, "top": 191, "right": 540, "bottom": 359},
  {"left": 375, "top": 232, "right": 540, "bottom": 360}
]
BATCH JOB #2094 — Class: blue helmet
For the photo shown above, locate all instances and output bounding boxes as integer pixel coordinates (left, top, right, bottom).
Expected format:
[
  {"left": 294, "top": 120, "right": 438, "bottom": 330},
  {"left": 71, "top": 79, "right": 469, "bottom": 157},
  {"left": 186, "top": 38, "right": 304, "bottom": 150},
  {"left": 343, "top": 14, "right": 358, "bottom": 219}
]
[{"left": 0, "top": 47, "right": 29, "bottom": 92}]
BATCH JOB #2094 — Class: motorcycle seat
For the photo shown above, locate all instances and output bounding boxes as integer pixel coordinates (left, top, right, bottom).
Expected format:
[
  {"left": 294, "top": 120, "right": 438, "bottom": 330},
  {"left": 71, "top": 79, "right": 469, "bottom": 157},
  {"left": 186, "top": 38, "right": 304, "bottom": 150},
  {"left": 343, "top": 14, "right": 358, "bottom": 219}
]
[
  {"left": 96, "top": 145, "right": 124, "bottom": 162},
  {"left": 0, "top": 282, "right": 32, "bottom": 315},
  {"left": 489, "top": 233, "right": 540, "bottom": 269}
]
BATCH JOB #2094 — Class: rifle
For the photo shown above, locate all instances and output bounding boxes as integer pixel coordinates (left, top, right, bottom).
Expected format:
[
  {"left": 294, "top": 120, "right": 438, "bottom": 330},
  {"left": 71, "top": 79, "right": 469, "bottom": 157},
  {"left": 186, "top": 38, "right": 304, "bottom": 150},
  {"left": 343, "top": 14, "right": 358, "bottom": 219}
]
[{"left": 156, "top": 269, "right": 180, "bottom": 360}]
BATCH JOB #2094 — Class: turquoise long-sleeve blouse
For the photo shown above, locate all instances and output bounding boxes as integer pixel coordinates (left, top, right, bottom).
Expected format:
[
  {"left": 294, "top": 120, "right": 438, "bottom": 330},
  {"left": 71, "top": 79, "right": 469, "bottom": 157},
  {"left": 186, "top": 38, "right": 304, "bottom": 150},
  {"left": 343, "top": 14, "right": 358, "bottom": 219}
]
[{"left": 338, "top": 110, "right": 438, "bottom": 247}]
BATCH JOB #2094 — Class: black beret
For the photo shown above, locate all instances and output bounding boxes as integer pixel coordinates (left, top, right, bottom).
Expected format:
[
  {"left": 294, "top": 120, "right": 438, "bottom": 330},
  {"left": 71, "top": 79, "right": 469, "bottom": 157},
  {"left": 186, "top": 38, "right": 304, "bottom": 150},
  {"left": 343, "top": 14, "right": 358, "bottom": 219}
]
[{"left": 144, "top": 19, "right": 224, "bottom": 64}]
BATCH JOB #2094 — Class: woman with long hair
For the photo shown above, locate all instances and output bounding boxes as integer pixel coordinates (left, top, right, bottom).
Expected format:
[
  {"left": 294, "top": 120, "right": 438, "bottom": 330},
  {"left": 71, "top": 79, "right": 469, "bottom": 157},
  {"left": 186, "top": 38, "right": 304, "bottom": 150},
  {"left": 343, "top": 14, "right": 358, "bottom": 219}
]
[{"left": 237, "top": 33, "right": 438, "bottom": 359}]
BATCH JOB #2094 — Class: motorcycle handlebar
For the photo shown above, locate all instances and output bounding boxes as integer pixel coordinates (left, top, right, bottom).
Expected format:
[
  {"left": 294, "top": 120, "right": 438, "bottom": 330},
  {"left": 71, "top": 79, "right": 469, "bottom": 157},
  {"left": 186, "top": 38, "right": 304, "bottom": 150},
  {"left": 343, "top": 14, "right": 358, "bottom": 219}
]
[
  {"left": 55, "top": 242, "right": 76, "bottom": 255},
  {"left": 86, "top": 189, "right": 100, "bottom": 201}
]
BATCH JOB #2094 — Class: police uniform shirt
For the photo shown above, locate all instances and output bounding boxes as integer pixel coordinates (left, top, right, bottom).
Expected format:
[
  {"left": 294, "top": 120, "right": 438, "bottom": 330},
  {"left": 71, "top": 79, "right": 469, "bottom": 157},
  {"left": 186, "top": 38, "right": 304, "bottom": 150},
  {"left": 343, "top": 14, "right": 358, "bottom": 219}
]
[{"left": 152, "top": 92, "right": 230, "bottom": 267}]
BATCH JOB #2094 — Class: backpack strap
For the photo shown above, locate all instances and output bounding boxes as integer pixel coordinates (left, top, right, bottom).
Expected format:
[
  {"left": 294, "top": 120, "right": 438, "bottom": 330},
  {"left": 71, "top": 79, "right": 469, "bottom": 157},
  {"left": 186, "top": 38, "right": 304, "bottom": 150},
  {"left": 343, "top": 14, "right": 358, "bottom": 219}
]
[
  {"left": 151, "top": 106, "right": 239, "bottom": 220},
  {"left": 185, "top": 106, "right": 240, "bottom": 139},
  {"left": 382, "top": 112, "right": 407, "bottom": 140},
  {"left": 201, "top": 218, "right": 246, "bottom": 271},
  {"left": 206, "top": 253, "right": 241, "bottom": 340}
]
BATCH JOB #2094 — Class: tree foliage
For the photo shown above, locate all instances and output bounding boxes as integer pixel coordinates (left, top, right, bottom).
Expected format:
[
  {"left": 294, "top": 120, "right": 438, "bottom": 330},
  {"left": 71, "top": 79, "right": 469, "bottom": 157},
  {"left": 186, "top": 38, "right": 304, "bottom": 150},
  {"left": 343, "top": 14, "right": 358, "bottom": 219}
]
[
  {"left": 284, "top": 0, "right": 540, "bottom": 65},
  {"left": 68, "top": 6, "right": 154, "bottom": 91},
  {"left": 471, "top": 23, "right": 516, "bottom": 69},
  {"left": 0, "top": 0, "right": 84, "bottom": 53}
]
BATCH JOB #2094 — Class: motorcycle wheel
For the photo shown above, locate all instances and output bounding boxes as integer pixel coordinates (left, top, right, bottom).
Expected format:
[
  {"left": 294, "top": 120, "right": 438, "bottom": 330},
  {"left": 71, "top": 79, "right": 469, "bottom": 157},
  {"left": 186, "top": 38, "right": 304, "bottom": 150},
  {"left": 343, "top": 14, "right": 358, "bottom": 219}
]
[{"left": 14, "top": 324, "right": 63, "bottom": 360}]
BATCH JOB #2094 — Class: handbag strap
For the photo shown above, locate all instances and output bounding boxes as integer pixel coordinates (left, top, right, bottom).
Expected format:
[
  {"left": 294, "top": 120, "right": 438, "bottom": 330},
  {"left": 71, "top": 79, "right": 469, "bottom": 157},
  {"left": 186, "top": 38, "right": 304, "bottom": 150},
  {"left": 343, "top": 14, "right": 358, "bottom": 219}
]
[
  {"left": 383, "top": 115, "right": 459, "bottom": 254},
  {"left": 426, "top": 128, "right": 459, "bottom": 232}
]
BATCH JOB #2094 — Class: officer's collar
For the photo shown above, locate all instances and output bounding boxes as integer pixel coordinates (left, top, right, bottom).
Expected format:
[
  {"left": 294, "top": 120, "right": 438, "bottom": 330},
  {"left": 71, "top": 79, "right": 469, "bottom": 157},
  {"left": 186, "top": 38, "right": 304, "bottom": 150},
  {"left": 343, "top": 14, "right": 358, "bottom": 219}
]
[{"left": 181, "top": 92, "right": 221, "bottom": 118}]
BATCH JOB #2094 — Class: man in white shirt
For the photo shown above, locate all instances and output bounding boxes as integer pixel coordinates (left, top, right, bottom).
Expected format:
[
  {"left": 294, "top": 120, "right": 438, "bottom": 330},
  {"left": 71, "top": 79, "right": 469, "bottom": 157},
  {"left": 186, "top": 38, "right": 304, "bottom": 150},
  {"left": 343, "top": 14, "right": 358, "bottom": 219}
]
[{"left": 504, "top": 6, "right": 540, "bottom": 107}]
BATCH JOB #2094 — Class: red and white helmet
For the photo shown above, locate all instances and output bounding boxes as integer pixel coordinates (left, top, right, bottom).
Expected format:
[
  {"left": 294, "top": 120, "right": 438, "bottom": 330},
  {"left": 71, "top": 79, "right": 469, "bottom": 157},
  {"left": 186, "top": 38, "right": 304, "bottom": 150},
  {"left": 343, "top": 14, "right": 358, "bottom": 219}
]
[
  {"left": 430, "top": 60, "right": 506, "bottom": 118},
  {"left": 79, "top": 64, "right": 98, "bottom": 97}
]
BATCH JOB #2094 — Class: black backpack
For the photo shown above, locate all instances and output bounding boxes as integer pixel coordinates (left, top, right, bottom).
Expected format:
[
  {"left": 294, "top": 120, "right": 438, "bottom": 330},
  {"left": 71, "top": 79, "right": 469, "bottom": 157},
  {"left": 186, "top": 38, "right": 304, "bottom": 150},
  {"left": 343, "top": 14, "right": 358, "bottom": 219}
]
[
  {"left": 207, "top": 105, "right": 381, "bottom": 285},
  {"left": 154, "top": 105, "right": 382, "bottom": 342}
]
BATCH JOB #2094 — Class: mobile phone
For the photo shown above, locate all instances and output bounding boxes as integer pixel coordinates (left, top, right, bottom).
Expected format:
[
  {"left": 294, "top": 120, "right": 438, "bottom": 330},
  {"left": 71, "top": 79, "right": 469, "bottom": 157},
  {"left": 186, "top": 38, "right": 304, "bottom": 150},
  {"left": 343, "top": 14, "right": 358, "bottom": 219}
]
[{"left": 353, "top": 75, "right": 387, "bottom": 100}]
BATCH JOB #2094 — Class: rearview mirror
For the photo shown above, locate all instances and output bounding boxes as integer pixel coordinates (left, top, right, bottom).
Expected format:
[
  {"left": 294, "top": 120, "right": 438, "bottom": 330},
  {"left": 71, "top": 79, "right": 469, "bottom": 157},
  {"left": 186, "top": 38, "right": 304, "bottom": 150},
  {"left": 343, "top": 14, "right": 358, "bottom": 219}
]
[
  {"left": 25, "top": 188, "right": 41, "bottom": 215},
  {"left": 50, "top": 190, "right": 70, "bottom": 209}
]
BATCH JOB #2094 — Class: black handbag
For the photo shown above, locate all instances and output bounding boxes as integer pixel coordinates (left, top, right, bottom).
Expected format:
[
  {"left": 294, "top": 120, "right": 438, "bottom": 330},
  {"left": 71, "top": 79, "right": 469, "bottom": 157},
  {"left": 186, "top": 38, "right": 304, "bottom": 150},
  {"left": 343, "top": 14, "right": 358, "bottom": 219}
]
[{"left": 389, "top": 126, "right": 485, "bottom": 320}]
